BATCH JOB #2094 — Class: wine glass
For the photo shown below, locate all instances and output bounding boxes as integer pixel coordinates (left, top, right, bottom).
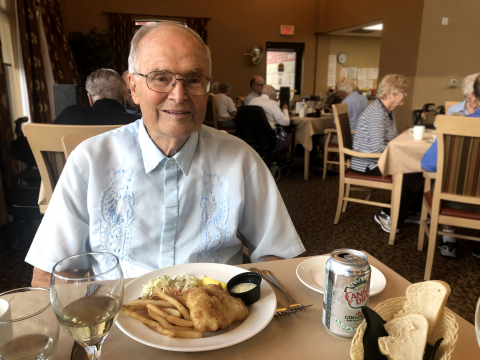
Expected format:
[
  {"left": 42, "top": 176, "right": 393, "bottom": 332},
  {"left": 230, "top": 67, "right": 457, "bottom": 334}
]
[
  {"left": 50, "top": 252, "right": 124, "bottom": 360},
  {"left": 476, "top": 297, "right": 480, "bottom": 346}
]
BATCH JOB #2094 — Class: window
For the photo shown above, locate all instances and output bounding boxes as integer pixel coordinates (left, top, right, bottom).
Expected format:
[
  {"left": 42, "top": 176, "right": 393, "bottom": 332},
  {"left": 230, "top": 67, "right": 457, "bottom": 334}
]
[{"left": 265, "top": 42, "right": 304, "bottom": 96}]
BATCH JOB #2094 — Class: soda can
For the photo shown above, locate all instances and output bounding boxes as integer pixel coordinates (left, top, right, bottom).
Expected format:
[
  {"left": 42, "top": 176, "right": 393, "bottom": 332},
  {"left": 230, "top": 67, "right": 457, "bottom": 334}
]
[{"left": 322, "top": 249, "right": 371, "bottom": 338}]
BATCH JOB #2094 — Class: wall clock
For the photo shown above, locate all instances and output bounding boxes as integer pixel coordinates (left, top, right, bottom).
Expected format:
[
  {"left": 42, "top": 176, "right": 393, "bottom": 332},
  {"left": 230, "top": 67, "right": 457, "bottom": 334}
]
[{"left": 337, "top": 53, "right": 348, "bottom": 64}]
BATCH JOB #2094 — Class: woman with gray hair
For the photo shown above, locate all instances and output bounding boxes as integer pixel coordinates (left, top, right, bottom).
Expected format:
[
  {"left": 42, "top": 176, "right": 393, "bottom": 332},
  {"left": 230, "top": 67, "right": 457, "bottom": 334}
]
[
  {"left": 350, "top": 74, "right": 423, "bottom": 234},
  {"left": 447, "top": 73, "right": 480, "bottom": 115}
]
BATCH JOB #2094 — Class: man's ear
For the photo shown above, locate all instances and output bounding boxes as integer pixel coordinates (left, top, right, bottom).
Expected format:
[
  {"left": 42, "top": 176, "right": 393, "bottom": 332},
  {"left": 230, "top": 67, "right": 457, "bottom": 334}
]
[
  {"left": 129, "top": 74, "right": 140, "bottom": 105},
  {"left": 87, "top": 93, "right": 94, "bottom": 106}
]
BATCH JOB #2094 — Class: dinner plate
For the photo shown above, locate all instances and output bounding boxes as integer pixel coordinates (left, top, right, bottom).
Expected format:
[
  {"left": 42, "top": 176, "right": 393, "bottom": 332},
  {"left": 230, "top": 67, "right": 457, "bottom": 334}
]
[
  {"left": 296, "top": 256, "right": 387, "bottom": 296},
  {"left": 116, "top": 263, "right": 276, "bottom": 352}
]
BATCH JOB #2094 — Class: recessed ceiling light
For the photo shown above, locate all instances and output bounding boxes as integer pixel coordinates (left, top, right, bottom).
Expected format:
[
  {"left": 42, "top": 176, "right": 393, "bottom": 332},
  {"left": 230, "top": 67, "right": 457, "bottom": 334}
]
[{"left": 363, "top": 24, "right": 383, "bottom": 31}]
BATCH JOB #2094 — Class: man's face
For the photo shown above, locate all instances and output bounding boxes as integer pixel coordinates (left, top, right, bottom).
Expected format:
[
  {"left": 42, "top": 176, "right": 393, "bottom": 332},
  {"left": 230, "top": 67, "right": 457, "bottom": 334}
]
[
  {"left": 251, "top": 77, "right": 265, "bottom": 95},
  {"left": 130, "top": 27, "right": 209, "bottom": 141},
  {"left": 391, "top": 89, "right": 407, "bottom": 108}
]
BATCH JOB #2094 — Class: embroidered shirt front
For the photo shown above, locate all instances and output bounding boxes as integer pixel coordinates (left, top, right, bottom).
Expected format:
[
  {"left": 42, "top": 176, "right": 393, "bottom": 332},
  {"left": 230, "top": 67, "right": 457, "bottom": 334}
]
[{"left": 26, "top": 120, "right": 305, "bottom": 278}]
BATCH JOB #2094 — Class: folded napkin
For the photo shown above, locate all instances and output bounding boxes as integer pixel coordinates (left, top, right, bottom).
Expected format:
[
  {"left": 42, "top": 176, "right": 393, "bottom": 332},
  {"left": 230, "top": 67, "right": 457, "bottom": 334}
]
[{"left": 361, "top": 306, "right": 443, "bottom": 360}]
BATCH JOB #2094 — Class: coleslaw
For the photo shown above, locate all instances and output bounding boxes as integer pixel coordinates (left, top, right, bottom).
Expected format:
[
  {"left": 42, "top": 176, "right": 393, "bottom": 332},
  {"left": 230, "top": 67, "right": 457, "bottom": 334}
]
[{"left": 141, "top": 273, "right": 202, "bottom": 298}]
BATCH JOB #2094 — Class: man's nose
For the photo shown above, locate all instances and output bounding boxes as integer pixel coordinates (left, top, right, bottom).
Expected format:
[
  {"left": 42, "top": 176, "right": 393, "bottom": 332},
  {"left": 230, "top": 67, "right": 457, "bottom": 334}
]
[{"left": 168, "top": 79, "right": 189, "bottom": 103}]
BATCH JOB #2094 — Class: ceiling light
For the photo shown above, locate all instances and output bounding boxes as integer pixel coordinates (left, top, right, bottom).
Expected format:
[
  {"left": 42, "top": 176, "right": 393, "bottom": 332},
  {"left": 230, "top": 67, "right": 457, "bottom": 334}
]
[{"left": 363, "top": 24, "right": 383, "bottom": 31}]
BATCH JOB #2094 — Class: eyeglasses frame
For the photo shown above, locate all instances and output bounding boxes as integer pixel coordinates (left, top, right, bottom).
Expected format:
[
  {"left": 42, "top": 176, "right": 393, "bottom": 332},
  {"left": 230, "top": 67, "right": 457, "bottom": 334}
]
[{"left": 132, "top": 70, "right": 214, "bottom": 96}]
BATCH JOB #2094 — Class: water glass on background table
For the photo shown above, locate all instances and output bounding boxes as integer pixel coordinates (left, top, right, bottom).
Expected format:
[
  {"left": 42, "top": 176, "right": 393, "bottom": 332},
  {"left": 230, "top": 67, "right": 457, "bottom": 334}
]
[
  {"left": 0, "top": 287, "right": 59, "bottom": 360},
  {"left": 50, "top": 252, "right": 124, "bottom": 360}
]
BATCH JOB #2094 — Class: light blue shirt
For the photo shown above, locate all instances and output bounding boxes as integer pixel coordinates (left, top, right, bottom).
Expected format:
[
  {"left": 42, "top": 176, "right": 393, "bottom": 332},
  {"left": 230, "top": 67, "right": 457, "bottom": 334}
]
[
  {"left": 341, "top": 91, "right": 369, "bottom": 131},
  {"left": 25, "top": 120, "right": 305, "bottom": 278},
  {"left": 447, "top": 100, "right": 470, "bottom": 115},
  {"left": 244, "top": 91, "right": 260, "bottom": 106}
]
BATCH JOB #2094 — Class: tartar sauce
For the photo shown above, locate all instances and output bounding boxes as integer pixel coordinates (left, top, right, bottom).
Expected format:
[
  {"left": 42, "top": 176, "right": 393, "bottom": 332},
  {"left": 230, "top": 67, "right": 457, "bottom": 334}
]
[{"left": 231, "top": 283, "right": 257, "bottom": 293}]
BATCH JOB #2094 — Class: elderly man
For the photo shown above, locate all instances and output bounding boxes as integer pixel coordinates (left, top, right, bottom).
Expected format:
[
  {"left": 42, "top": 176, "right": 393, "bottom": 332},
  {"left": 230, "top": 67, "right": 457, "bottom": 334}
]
[
  {"left": 53, "top": 69, "right": 141, "bottom": 125},
  {"left": 27, "top": 23, "right": 305, "bottom": 287},
  {"left": 211, "top": 81, "right": 220, "bottom": 95},
  {"left": 214, "top": 82, "right": 237, "bottom": 128},
  {"left": 335, "top": 78, "right": 368, "bottom": 131},
  {"left": 248, "top": 85, "right": 290, "bottom": 129},
  {"left": 122, "top": 70, "right": 142, "bottom": 115},
  {"left": 352, "top": 74, "right": 423, "bottom": 234},
  {"left": 447, "top": 73, "right": 480, "bottom": 115},
  {"left": 244, "top": 76, "right": 265, "bottom": 105}
]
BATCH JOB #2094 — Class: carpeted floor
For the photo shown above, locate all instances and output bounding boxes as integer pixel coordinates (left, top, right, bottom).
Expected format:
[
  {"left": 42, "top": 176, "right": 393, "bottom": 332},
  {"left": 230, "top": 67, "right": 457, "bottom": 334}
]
[{"left": 1, "top": 157, "right": 479, "bottom": 324}]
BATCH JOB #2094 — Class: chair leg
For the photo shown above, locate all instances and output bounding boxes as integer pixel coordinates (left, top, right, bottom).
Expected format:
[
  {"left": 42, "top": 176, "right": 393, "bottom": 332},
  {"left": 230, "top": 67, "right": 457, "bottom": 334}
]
[
  {"left": 417, "top": 197, "right": 429, "bottom": 251},
  {"left": 334, "top": 179, "right": 345, "bottom": 225},
  {"left": 342, "top": 184, "right": 351, "bottom": 212},
  {"left": 322, "top": 151, "right": 328, "bottom": 180},
  {"left": 424, "top": 216, "right": 440, "bottom": 281},
  {"left": 388, "top": 174, "right": 403, "bottom": 245}
]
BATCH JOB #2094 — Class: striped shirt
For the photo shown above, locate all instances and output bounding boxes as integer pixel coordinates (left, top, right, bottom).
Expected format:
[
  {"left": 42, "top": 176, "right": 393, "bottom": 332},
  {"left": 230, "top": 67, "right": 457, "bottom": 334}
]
[
  {"left": 341, "top": 91, "right": 369, "bottom": 130},
  {"left": 351, "top": 99, "right": 398, "bottom": 172}
]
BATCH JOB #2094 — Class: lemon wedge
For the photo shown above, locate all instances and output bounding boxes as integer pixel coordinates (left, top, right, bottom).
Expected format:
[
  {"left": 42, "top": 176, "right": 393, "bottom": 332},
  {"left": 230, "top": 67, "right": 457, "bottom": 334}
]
[{"left": 202, "top": 276, "right": 227, "bottom": 290}]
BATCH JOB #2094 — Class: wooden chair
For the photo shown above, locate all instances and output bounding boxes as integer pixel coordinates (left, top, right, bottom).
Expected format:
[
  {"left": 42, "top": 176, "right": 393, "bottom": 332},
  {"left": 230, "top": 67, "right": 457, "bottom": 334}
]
[
  {"left": 333, "top": 103, "right": 402, "bottom": 245},
  {"left": 23, "top": 123, "right": 121, "bottom": 213},
  {"left": 445, "top": 101, "right": 460, "bottom": 115},
  {"left": 204, "top": 95, "right": 236, "bottom": 134},
  {"left": 322, "top": 128, "right": 340, "bottom": 180},
  {"left": 418, "top": 115, "right": 480, "bottom": 280},
  {"left": 62, "top": 133, "right": 98, "bottom": 159}
]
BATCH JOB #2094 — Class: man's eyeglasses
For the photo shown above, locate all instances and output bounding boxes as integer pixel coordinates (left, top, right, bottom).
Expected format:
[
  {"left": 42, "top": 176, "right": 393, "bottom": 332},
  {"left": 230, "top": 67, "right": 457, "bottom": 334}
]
[{"left": 132, "top": 70, "right": 213, "bottom": 96}]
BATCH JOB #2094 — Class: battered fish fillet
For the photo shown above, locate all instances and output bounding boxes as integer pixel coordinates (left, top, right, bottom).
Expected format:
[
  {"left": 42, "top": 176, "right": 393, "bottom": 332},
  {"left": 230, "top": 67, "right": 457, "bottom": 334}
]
[{"left": 185, "top": 284, "right": 249, "bottom": 333}]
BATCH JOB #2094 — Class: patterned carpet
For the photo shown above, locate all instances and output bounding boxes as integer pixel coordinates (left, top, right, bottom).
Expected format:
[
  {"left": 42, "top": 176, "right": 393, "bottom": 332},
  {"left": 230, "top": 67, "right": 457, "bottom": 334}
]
[{"left": 1, "top": 157, "right": 478, "bottom": 324}]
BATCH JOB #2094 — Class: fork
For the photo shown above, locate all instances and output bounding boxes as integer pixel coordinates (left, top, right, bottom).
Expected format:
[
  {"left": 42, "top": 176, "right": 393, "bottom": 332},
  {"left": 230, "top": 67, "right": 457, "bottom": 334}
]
[{"left": 249, "top": 268, "right": 312, "bottom": 312}]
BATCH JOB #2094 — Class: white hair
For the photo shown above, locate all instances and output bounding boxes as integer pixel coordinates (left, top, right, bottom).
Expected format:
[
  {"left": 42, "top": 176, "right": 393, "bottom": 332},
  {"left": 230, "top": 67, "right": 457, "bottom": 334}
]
[
  {"left": 336, "top": 78, "right": 356, "bottom": 94},
  {"left": 461, "top": 73, "right": 480, "bottom": 98},
  {"left": 85, "top": 69, "right": 125, "bottom": 103},
  {"left": 262, "top": 85, "right": 277, "bottom": 98},
  {"left": 128, "top": 22, "right": 212, "bottom": 77},
  {"left": 376, "top": 74, "right": 409, "bottom": 100}
]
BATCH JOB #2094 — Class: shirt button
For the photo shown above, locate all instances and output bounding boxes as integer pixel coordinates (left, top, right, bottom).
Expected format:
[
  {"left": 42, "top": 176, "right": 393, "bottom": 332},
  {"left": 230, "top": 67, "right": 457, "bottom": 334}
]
[{"left": 167, "top": 159, "right": 174, "bottom": 166}]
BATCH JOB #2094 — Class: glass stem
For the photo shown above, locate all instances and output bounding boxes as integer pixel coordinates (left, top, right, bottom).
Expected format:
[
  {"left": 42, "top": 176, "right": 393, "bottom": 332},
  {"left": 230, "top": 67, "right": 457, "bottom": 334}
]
[{"left": 79, "top": 338, "right": 105, "bottom": 360}]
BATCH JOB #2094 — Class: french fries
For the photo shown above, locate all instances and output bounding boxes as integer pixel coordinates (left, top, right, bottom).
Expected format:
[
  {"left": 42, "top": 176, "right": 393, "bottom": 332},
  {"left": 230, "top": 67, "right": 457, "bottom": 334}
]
[
  {"left": 152, "top": 287, "right": 191, "bottom": 321},
  {"left": 124, "top": 309, "right": 176, "bottom": 338},
  {"left": 122, "top": 286, "right": 202, "bottom": 339},
  {"left": 146, "top": 304, "right": 194, "bottom": 327}
]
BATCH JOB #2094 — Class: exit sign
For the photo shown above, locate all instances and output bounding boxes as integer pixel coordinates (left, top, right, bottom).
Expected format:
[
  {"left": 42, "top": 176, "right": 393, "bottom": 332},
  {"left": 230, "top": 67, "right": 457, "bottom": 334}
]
[{"left": 280, "top": 25, "right": 294, "bottom": 35}]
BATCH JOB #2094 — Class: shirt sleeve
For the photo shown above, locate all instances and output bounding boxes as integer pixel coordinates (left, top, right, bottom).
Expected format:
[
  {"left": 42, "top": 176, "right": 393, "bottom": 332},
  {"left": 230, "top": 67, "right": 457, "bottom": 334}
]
[
  {"left": 421, "top": 139, "right": 437, "bottom": 172},
  {"left": 237, "top": 158, "right": 305, "bottom": 262},
  {"left": 25, "top": 158, "right": 90, "bottom": 272},
  {"left": 227, "top": 97, "right": 237, "bottom": 113},
  {"left": 272, "top": 105, "right": 290, "bottom": 127}
]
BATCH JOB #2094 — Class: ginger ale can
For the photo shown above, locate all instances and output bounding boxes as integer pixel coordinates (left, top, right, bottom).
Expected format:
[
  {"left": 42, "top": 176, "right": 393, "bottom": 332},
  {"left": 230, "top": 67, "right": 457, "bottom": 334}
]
[{"left": 322, "top": 249, "right": 371, "bottom": 338}]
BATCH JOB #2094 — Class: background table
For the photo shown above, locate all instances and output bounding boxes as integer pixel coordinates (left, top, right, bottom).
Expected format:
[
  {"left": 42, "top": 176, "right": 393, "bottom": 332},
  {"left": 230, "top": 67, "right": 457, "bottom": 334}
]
[
  {"left": 55, "top": 253, "right": 479, "bottom": 360},
  {"left": 291, "top": 115, "right": 334, "bottom": 180},
  {"left": 378, "top": 129, "right": 435, "bottom": 176}
]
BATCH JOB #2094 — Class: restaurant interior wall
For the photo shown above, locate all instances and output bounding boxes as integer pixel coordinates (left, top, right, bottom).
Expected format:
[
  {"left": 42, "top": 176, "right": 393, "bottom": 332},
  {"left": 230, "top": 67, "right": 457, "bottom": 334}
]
[
  {"left": 314, "top": 0, "right": 425, "bottom": 131},
  {"left": 412, "top": 0, "right": 480, "bottom": 113},
  {"left": 56, "top": 0, "right": 317, "bottom": 103},
  {"left": 327, "top": 35, "right": 381, "bottom": 90}
]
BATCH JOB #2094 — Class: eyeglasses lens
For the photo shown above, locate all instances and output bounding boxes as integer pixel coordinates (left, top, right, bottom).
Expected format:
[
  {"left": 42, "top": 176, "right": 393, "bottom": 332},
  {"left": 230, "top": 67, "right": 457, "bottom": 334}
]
[{"left": 146, "top": 71, "right": 210, "bottom": 95}]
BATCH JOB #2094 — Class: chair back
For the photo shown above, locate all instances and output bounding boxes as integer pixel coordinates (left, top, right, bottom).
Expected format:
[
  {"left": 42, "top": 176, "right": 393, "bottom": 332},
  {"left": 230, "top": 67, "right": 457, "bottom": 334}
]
[
  {"left": 204, "top": 94, "right": 217, "bottom": 128},
  {"left": 332, "top": 103, "right": 352, "bottom": 154},
  {"left": 62, "top": 133, "right": 99, "bottom": 159},
  {"left": 435, "top": 115, "right": 480, "bottom": 202},
  {"left": 444, "top": 101, "right": 460, "bottom": 115},
  {"left": 235, "top": 105, "right": 273, "bottom": 157},
  {"left": 23, "top": 123, "right": 121, "bottom": 211}
]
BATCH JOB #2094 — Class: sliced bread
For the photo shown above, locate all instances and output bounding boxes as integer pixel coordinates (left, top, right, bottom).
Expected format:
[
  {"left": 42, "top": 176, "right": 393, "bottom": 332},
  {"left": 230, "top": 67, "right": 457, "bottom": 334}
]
[
  {"left": 394, "top": 280, "right": 451, "bottom": 340},
  {"left": 378, "top": 314, "right": 429, "bottom": 360}
]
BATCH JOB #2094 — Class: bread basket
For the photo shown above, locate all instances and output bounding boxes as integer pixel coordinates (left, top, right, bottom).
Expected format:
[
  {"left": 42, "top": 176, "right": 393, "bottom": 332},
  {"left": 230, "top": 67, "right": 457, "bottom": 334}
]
[{"left": 350, "top": 297, "right": 459, "bottom": 360}]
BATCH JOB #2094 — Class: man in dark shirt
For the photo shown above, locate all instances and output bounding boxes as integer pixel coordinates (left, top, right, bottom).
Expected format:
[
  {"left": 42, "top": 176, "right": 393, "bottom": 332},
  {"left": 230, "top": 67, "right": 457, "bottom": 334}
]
[{"left": 53, "top": 69, "right": 141, "bottom": 125}]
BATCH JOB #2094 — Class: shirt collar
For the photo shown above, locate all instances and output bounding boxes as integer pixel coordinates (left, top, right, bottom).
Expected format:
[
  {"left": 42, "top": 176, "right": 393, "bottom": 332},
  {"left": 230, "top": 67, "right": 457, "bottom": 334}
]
[
  {"left": 378, "top": 99, "right": 394, "bottom": 120},
  {"left": 138, "top": 120, "right": 198, "bottom": 175}
]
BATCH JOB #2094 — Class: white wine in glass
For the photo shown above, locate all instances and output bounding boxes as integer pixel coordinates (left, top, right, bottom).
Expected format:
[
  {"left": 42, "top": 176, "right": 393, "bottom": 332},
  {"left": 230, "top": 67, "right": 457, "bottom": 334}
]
[{"left": 50, "top": 252, "right": 124, "bottom": 360}]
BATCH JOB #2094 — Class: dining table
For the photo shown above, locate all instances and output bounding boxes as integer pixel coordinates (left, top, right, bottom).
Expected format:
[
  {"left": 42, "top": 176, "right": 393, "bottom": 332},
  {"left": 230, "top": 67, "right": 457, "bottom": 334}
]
[
  {"left": 377, "top": 128, "right": 436, "bottom": 177},
  {"left": 290, "top": 114, "right": 334, "bottom": 180},
  {"left": 51, "top": 252, "right": 478, "bottom": 360}
]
